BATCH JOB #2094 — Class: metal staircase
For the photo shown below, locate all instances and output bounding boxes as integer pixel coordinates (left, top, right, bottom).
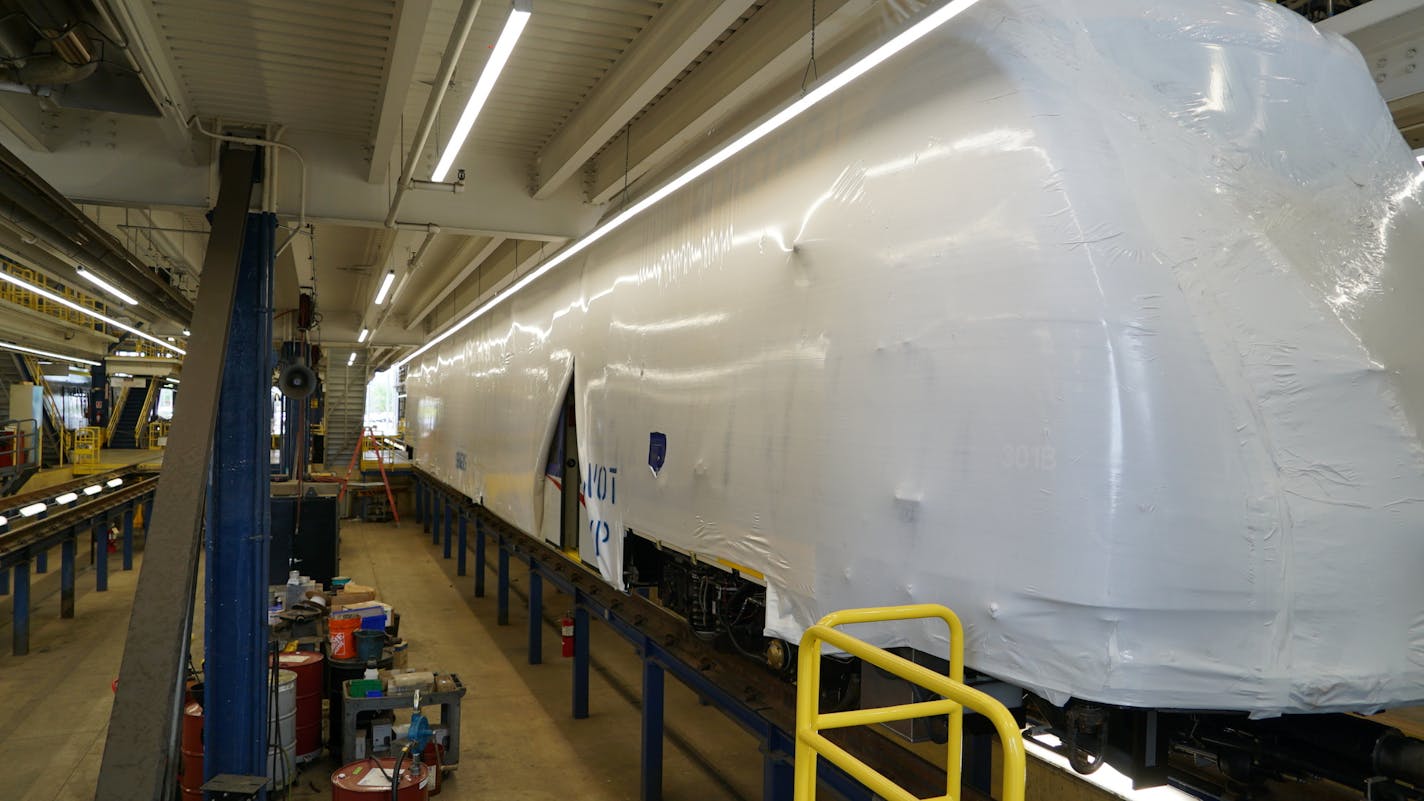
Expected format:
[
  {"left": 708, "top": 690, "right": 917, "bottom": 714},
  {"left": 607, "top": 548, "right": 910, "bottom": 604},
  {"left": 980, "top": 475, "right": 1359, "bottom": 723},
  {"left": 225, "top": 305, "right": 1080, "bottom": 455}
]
[
  {"left": 109, "top": 381, "right": 149, "bottom": 449},
  {"left": 322, "top": 353, "right": 367, "bottom": 469},
  {"left": 18, "top": 355, "right": 65, "bottom": 466}
]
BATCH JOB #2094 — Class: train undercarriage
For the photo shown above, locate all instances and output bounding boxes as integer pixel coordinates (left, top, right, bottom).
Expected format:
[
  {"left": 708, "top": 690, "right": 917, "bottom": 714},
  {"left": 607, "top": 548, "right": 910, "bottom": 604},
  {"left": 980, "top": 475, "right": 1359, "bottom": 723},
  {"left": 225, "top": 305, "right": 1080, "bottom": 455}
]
[{"left": 621, "top": 530, "right": 1424, "bottom": 801}]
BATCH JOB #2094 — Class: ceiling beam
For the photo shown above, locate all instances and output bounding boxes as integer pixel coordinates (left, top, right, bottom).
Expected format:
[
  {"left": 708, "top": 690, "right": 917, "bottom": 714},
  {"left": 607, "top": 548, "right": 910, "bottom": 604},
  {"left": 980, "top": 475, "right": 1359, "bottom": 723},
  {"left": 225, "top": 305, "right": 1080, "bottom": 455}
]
[
  {"left": 100, "top": 0, "right": 203, "bottom": 162},
  {"left": 421, "top": 238, "right": 553, "bottom": 336},
  {"left": 586, "top": 0, "right": 874, "bottom": 205},
  {"left": 531, "top": 0, "right": 757, "bottom": 199},
  {"left": 0, "top": 96, "right": 51, "bottom": 153},
  {"left": 366, "top": 0, "right": 435, "bottom": 183},
  {"left": 405, "top": 235, "right": 505, "bottom": 331}
]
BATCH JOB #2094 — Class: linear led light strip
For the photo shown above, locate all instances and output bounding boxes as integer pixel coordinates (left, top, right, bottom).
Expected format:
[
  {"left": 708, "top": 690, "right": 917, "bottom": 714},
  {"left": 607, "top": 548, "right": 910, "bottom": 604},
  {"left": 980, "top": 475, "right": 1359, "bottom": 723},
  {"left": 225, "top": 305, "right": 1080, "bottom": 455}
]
[
  {"left": 398, "top": 0, "right": 985, "bottom": 369},
  {"left": 0, "top": 270, "right": 185, "bottom": 355},
  {"left": 76, "top": 265, "right": 138, "bottom": 305},
  {"left": 0, "top": 340, "right": 100, "bottom": 367},
  {"left": 431, "top": 1, "right": 533, "bottom": 183}
]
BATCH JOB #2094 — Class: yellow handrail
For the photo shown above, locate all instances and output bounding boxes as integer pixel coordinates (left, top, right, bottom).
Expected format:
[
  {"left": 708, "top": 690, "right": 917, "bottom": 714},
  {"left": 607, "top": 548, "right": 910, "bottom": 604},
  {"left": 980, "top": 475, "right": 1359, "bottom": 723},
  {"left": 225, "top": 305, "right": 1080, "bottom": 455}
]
[
  {"left": 106, "top": 385, "right": 129, "bottom": 445},
  {"left": 73, "top": 426, "right": 102, "bottom": 466},
  {"left": 794, "top": 604, "right": 1025, "bottom": 801},
  {"left": 0, "top": 259, "right": 110, "bottom": 331},
  {"left": 134, "top": 379, "right": 160, "bottom": 442}
]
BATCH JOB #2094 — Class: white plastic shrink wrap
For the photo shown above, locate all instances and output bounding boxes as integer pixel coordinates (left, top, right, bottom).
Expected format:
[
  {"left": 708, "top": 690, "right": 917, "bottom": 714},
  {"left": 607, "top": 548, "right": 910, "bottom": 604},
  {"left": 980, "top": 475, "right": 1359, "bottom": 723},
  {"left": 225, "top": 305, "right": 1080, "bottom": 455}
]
[{"left": 407, "top": 0, "right": 1424, "bottom": 715}]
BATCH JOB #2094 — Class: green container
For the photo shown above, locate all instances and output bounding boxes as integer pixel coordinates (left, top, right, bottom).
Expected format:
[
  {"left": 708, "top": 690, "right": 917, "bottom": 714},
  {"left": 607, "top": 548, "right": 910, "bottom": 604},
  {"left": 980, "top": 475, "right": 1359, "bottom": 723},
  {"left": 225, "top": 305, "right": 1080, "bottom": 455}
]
[{"left": 347, "top": 678, "right": 382, "bottom": 698}]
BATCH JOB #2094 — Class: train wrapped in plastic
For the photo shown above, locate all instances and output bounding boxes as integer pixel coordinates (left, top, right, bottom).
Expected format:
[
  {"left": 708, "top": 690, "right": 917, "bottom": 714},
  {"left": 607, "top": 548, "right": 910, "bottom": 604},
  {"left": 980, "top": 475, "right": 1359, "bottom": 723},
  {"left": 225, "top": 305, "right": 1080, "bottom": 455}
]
[{"left": 406, "top": 0, "right": 1424, "bottom": 721}]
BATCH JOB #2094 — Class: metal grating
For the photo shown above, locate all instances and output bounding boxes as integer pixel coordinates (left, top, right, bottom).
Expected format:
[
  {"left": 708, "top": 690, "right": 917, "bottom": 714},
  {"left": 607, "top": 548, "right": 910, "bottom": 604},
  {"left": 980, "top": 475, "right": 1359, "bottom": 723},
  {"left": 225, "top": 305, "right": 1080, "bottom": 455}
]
[
  {"left": 401, "top": 0, "right": 663, "bottom": 170},
  {"left": 151, "top": 0, "right": 400, "bottom": 139}
]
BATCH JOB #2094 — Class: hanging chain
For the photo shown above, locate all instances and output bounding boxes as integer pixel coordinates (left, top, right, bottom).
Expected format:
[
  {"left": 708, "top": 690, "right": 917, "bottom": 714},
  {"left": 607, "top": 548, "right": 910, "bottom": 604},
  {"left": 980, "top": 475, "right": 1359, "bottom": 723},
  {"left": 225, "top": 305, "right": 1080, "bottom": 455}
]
[{"left": 801, "top": 0, "right": 818, "bottom": 92}]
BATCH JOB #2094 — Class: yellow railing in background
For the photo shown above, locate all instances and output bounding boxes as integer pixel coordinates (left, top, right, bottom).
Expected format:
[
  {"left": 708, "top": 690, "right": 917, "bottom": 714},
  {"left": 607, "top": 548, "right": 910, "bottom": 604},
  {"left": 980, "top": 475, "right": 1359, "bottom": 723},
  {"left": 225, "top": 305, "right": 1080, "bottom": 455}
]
[
  {"left": 0, "top": 259, "right": 110, "bottom": 332},
  {"left": 146, "top": 420, "right": 169, "bottom": 450},
  {"left": 72, "top": 426, "right": 102, "bottom": 465},
  {"left": 106, "top": 385, "right": 129, "bottom": 446},
  {"left": 20, "top": 354, "right": 67, "bottom": 466},
  {"left": 794, "top": 604, "right": 1026, "bottom": 801},
  {"left": 134, "top": 379, "right": 159, "bottom": 443}
]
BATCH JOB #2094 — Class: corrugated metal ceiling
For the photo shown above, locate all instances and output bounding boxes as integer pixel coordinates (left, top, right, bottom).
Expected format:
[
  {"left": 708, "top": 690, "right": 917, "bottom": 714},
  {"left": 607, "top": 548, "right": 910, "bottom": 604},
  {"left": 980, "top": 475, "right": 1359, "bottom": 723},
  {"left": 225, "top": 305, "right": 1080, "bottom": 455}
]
[{"left": 151, "top": 0, "right": 399, "bottom": 139}]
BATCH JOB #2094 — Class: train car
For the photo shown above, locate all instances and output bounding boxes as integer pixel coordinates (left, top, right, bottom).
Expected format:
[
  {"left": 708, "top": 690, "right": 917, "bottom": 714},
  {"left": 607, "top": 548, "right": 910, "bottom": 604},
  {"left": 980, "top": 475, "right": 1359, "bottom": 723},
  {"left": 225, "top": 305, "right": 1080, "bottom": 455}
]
[{"left": 407, "top": 0, "right": 1424, "bottom": 788}]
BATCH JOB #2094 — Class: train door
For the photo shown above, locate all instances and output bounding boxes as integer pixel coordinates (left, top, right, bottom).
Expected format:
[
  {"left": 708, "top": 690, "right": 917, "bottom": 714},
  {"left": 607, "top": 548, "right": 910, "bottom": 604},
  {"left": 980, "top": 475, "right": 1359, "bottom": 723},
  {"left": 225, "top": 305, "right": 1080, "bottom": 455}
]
[{"left": 539, "top": 388, "right": 583, "bottom": 557}]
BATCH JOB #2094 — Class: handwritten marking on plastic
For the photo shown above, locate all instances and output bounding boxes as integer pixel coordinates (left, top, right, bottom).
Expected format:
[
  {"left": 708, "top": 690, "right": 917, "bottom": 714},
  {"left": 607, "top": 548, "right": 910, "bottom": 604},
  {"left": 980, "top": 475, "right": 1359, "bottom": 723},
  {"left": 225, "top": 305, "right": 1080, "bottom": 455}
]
[{"left": 583, "top": 463, "right": 618, "bottom": 555}]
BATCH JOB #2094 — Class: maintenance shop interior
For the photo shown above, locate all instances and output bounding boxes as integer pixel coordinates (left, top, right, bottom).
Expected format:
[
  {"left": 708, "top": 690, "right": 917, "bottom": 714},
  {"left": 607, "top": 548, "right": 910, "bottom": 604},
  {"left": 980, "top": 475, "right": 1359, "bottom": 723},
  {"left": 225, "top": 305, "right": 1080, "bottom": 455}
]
[{"left": 1, "top": 1, "right": 1423, "bottom": 800}]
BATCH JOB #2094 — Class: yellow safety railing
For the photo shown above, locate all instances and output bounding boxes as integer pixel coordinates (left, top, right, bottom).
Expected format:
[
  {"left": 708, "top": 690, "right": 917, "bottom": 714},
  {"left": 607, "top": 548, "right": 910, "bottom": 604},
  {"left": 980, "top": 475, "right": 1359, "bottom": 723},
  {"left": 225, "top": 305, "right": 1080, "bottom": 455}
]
[
  {"left": 146, "top": 420, "right": 169, "bottom": 450},
  {"left": 20, "top": 355, "right": 67, "bottom": 466},
  {"left": 134, "top": 379, "right": 160, "bottom": 443},
  {"left": 0, "top": 259, "right": 110, "bottom": 332},
  {"left": 73, "top": 426, "right": 103, "bottom": 465},
  {"left": 794, "top": 604, "right": 1026, "bottom": 801},
  {"left": 106, "top": 385, "right": 129, "bottom": 446}
]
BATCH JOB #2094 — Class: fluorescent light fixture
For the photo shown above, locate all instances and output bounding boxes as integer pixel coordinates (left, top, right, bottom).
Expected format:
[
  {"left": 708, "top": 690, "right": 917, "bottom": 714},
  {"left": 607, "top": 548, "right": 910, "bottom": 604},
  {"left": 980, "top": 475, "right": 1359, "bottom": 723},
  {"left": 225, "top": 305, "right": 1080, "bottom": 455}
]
[
  {"left": 166, "top": 378, "right": 180, "bottom": 384},
  {"left": 113, "top": 372, "right": 132, "bottom": 378},
  {"left": 54, "top": 492, "right": 78, "bottom": 504},
  {"left": 0, "top": 271, "right": 185, "bottom": 355},
  {"left": 19, "top": 502, "right": 45, "bottom": 517},
  {"left": 0, "top": 515, "right": 6, "bottom": 527},
  {"left": 347, "top": 352, "right": 357, "bottom": 367},
  {"left": 83, "top": 484, "right": 102, "bottom": 495},
  {"left": 0, "top": 340, "right": 100, "bottom": 367},
  {"left": 373, "top": 270, "right": 396, "bottom": 305},
  {"left": 182, "top": 328, "right": 191, "bottom": 336},
  {"left": 358, "top": 328, "right": 369, "bottom": 343},
  {"left": 166, "top": 336, "right": 175, "bottom": 342},
  {"left": 76, "top": 265, "right": 139, "bottom": 305},
  {"left": 399, "top": 0, "right": 984, "bottom": 368},
  {"left": 431, "top": 1, "right": 532, "bottom": 182},
  {"left": 114, "top": 350, "right": 142, "bottom": 357},
  {"left": 106, "top": 478, "right": 124, "bottom": 488}
]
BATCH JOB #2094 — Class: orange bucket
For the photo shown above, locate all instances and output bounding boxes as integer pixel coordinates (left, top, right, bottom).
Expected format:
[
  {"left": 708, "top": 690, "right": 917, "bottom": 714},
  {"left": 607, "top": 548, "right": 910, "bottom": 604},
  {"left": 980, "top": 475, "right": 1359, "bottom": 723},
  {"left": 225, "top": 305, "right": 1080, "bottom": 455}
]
[{"left": 329, "top": 616, "right": 360, "bottom": 660}]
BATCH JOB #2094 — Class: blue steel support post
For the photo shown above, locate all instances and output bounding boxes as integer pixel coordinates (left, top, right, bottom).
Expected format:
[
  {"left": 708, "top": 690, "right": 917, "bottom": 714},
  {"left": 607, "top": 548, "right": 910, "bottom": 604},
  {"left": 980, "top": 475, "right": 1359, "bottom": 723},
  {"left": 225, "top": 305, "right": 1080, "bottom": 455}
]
[
  {"left": 35, "top": 547, "right": 46, "bottom": 573},
  {"left": 457, "top": 512, "right": 468, "bottom": 576},
  {"left": 763, "top": 728, "right": 795, "bottom": 800},
  {"left": 433, "top": 493, "right": 443, "bottom": 545},
  {"left": 528, "top": 570, "right": 542, "bottom": 664},
  {"left": 204, "top": 211, "right": 273, "bottom": 790},
  {"left": 642, "top": 655, "right": 665, "bottom": 801},
  {"left": 0, "top": 568, "right": 7, "bottom": 595},
  {"left": 60, "top": 536, "right": 76, "bottom": 618},
  {"left": 122, "top": 505, "right": 134, "bottom": 570},
  {"left": 573, "top": 605, "right": 590, "bottom": 718},
  {"left": 12, "top": 558, "right": 29, "bottom": 654},
  {"left": 497, "top": 537, "right": 510, "bottom": 625},
  {"left": 414, "top": 478, "right": 423, "bottom": 523},
  {"left": 474, "top": 516, "right": 486, "bottom": 597},
  {"left": 94, "top": 518, "right": 108, "bottom": 591},
  {"left": 442, "top": 501, "right": 452, "bottom": 559},
  {"left": 423, "top": 488, "right": 432, "bottom": 535}
]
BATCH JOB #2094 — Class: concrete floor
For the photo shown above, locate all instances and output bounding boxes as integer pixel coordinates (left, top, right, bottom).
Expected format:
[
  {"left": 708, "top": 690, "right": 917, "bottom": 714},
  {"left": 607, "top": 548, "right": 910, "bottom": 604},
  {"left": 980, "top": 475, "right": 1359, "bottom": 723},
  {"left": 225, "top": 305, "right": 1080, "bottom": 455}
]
[{"left": 0, "top": 518, "right": 764, "bottom": 801}]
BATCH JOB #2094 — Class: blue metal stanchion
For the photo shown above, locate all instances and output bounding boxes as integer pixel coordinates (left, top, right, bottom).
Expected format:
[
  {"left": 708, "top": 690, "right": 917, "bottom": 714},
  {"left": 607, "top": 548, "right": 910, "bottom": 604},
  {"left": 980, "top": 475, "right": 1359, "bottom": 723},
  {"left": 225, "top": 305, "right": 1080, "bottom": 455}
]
[
  {"left": 573, "top": 605, "right": 590, "bottom": 719},
  {"left": 94, "top": 518, "right": 108, "bottom": 592},
  {"left": 424, "top": 488, "right": 433, "bottom": 535},
  {"left": 528, "top": 570, "right": 542, "bottom": 665},
  {"left": 60, "top": 536, "right": 76, "bottom": 619},
  {"left": 0, "top": 567, "right": 7, "bottom": 595},
  {"left": 457, "top": 512, "right": 468, "bottom": 576},
  {"left": 203, "top": 211, "right": 273, "bottom": 788},
  {"left": 433, "top": 493, "right": 443, "bottom": 546},
  {"left": 12, "top": 559, "right": 29, "bottom": 655},
  {"left": 442, "top": 501, "right": 452, "bottom": 559},
  {"left": 497, "top": 537, "right": 510, "bottom": 626},
  {"left": 122, "top": 505, "right": 134, "bottom": 571},
  {"left": 474, "top": 517, "right": 486, "bottom": 598},
  {"left": 762, "top": 728, "right": 795, "bottom": 800},
  {"left": 35, "top": 548, "right": 47, "bottom": 574},
  {"left": 642, "top": 656, "right": 665, "bottom": 801},
  {"left": 414, "top": 479, "right": 424, "bottom": 524}
]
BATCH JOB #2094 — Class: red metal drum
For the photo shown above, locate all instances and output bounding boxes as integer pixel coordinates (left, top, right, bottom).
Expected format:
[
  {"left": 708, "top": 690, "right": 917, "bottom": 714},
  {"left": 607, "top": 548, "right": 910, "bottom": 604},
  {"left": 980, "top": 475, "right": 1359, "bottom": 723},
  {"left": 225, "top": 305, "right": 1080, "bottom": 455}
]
[
  {"left": 330, "top": 758, "right": 431, "bottom": 801},
  {"left": 276, "top": 651, "right": 325, "bottom": 760},
  {"left": 179, "top": 702, "right": 203, "bottom": 793}
]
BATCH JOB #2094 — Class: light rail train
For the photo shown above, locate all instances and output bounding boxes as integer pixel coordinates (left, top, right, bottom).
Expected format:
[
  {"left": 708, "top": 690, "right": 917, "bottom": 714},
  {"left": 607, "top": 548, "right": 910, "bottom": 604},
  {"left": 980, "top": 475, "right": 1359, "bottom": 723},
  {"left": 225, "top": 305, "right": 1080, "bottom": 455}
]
[{"left": 407, "top": 1, "right": 1424, "bottom": 794}]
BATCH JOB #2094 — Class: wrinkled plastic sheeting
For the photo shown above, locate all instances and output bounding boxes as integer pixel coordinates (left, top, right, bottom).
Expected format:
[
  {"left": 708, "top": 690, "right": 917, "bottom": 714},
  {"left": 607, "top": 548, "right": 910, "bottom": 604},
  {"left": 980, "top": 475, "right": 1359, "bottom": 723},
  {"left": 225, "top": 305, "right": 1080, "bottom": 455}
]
[{"left": 406, "top": 0, "right": 1424, "bottom": 715}]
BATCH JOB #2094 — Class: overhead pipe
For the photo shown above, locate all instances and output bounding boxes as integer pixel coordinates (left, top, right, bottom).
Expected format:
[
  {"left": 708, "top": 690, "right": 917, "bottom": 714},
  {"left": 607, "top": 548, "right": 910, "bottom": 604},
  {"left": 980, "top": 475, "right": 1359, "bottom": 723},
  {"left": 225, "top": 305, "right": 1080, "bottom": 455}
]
[
  {"left": 383, "top": 0, "right": 483, "bottom": 228},
  {"left": 361, "top": 225, "right": 440, "bottom": 342},
  {"left": 188, "top": 116, "right": 307, "bottom": 257}
]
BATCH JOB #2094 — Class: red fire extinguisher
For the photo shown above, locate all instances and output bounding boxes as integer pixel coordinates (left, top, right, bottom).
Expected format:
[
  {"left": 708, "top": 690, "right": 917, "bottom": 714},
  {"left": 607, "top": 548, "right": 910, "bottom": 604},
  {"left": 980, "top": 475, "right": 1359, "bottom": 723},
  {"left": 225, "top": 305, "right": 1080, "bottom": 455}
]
[{"left": 561, "top": 613, "right": 575, "bottom": 658}]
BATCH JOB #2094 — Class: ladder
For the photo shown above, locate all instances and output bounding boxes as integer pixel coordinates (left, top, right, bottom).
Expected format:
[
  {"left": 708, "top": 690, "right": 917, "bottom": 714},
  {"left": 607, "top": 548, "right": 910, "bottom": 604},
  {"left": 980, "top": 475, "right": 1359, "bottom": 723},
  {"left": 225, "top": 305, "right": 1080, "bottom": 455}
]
[{"left": 338, "top": 427, "right": 399, "bottom": 524}]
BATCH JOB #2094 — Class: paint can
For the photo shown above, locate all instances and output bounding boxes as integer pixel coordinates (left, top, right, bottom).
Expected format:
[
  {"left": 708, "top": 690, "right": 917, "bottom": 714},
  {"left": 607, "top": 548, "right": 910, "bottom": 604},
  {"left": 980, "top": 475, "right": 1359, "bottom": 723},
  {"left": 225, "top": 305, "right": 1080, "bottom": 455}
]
[{"left": 330, "top": 615, "right": 361, "bottom": 659}]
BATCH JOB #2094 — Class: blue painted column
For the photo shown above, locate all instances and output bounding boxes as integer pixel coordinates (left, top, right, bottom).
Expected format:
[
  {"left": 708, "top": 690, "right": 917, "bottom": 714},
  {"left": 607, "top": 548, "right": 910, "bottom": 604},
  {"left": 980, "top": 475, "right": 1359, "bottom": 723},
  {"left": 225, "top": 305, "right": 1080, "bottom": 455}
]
[
  {"left": 497, "top": 537, "right": 510, "bottom": 625},
  {"left": 432, "top": 493, "right": 442, "bottom": 545},
  {"left": 423, "top": 487, "right": 432, "bottom": 534},
  {"left": 474, "top": 517, "right": 486, "bottom": 598},
  {"left": 763, "top": 728, "right": 795, "bottom": 800},
  {"left": 94, "top": 518, "right": 108, "bottom": 591},
  {"left": 414, "top": 479, "right": 424, "bottom": 524},
  {"left": 204, "top": 211, "right": 273, "bottom": 789},
  {"left": 0, "top": 568, "right": 7, "bottom": 595},
  {"left": 12, "top": 559, "right": 29, "bottom": 655},
  {"left": 641, "top": 656, "right": 665, "bottom": 801},
  {"left": 442, "top": 501, "right": 453, "bottom": 559},
  {"left": 457, "top": 513, "right": 468, "bottom": 576},
  {"left": 122, "top": 505, "right": 134, "bottom": 570},
  {"left": 35, "top": 547, "right": 47, "bottom": 574},
  {"left": 528, "top": 570, "right": 543, "bottom": 665},
  {"left": 572, "top": 605, "right": 590, "bottom": 719},
  {"left": 60, "top": 536, "right": 76, "bottom": 619}
]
